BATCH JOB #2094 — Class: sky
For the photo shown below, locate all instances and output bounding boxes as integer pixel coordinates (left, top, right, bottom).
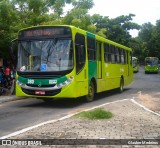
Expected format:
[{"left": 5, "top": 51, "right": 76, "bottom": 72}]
[{"left": 89, "top": 0, "right": 160, "bottom": 37}]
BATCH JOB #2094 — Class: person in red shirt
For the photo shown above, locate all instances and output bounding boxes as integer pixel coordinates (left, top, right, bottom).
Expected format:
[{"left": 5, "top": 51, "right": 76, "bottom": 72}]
[
  {"left": 5, "top": 66, "right": 11, "bottom": 86},
  {"left": 5, "top": 67, "right": 11, "bottom": 76}
]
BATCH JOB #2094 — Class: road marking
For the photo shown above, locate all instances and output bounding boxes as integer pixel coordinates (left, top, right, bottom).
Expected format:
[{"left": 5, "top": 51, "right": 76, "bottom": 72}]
[
  {"left": 80, "top": 98, "right": 131, "bottom": 112},
  {"left": 0, "top": 120, "right": 55, "bottom": 139},
  {"left": 1, "top": 98, "right": 159, "bottom": 140},
  {"left": 0, "top": 98, "right": 130, "bottom": 139},
  {"left": 131, "top": 99, "right": 160, "bottom": 117}
]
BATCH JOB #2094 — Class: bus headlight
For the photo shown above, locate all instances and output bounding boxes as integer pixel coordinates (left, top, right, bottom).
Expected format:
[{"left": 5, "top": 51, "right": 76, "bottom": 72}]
[
  {"left": 16, "top": 80, "right": 26, "bottom": 87},
  {"left": 56, "top": 76, "right": 74, "bottom": 88}
]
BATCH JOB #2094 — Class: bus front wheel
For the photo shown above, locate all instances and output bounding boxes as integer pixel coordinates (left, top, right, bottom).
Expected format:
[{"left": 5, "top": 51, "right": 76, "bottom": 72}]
[{"left": 86, "top": 81, "right": 95, "bottom": 102}]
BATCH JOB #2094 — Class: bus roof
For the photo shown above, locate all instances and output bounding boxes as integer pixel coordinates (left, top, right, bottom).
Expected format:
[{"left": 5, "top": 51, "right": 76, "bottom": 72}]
[{"left": 18, "top": 25, "right": 132, "bottom": 52}]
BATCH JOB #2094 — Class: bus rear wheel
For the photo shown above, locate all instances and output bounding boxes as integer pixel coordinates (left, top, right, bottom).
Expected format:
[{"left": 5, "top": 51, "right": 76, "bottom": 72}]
[
  {"left": 119, "top": 78, "right": 124, "bottom": 93},
  {"left": 86, "top": 81, "right": 95, "bottom": 102}
]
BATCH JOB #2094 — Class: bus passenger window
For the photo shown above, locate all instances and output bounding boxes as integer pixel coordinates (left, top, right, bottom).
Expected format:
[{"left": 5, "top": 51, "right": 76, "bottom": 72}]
[
  {"left": 121, "top": 50, "right": 125, "bottom": 64},
  {"left": 115, "top": 47, "right": 120, "bottom": 63},
  {"left": 111, "top": 45, "right": 115, "bottom": 64},
  {"left": 87, "top": 37, "right": 96, "bottom": 61},
  {"left": 75, "top": 33, "right": 86, "bottom": 74},
  {"left": 104, "top": 43, "right": 111, "bottom": 63}
]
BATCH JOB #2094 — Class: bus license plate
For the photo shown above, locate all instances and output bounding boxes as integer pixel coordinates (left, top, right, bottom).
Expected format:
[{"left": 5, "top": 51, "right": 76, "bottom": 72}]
[{"left": 35, "top": 91, "right": 45, "bottom": 95}]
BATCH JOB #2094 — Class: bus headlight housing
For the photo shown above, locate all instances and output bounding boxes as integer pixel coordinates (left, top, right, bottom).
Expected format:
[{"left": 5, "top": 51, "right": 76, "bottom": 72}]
[
  {"left": 56, "top": 76, "right": 74, "bottom": 88},
  {"left": 16, "top": 80, "right": 26, "bottom": 87}
]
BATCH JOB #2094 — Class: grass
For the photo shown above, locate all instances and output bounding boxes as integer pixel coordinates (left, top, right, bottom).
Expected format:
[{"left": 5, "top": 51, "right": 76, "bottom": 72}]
[{"left": 74, "top": 108, "right": 113, "bottom": 120}]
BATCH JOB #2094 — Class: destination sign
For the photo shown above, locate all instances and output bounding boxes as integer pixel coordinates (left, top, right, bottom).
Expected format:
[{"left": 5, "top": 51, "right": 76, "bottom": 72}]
[{"left": 19, "top": 27, "right": 71, "bottom": 38}]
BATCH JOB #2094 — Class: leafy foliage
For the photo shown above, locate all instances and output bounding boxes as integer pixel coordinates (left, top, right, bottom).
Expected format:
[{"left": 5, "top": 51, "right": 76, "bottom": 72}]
[
  {"left": 1, "top": 0, "right": 159, "bottom": 63},
  {"left": 135, "top": 21, "right": 160, "bottom": 62},
  {"left": 0, "top": 0, "right": 18, "bottom": 58}
]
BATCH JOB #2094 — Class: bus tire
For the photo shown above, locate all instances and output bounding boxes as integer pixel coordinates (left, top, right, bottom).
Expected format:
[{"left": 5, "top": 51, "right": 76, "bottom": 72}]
[
  {"left": 119, "top": 78, "right": 124, "bottom": 93},
  {"left": 86, "top": 81, "right": 95, "bottom": 102}
]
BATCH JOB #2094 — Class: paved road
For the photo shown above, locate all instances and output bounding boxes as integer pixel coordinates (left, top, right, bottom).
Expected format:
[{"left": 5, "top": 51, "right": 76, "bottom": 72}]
[
  {"left": 0, "top": 66, "right": 159, "bottom": 138},
  {"left": 5, "top": 99, "right": 160, "bottom": 147}
]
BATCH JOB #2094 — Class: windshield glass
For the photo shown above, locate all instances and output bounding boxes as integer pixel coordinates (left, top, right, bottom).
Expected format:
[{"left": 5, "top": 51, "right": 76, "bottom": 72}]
[
  {"left": 133, "top": 59, "right": 137, "bottom": 67},
  {"left": 145, "top": 58, "right": 158, "bottom": 66},
  {"left": 17, "top": 39, "right": 73, "bottom": 72}
]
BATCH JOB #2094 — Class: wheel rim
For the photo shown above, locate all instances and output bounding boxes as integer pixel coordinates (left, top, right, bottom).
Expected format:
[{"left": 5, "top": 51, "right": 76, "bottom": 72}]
[
  {"left": 120, "top": 84, "right": 123, "bottom": 92},
  {"left": 89, "top": 85, "right": 93, "bottom": 97},
  {"left": 120, "top": 79, "right": 123, "bottom": 92},
  {"left": 87, "top": 82, "right": 94, "bottom": 101}
]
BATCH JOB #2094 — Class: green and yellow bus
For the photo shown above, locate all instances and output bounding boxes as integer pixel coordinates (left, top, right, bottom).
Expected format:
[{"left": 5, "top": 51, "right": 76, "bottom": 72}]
[
  {"left": 132, "top": 57, "right": 139, "bottom": 73},
  {"left": 16, "top": 25, "right": 133, "bottom": 102},
  {"left": 144, "top": 57, "right": 159, "bottom": 74}
]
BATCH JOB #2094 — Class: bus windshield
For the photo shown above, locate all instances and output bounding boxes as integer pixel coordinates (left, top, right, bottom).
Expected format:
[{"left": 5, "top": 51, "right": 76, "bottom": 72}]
[
  {"left": 145, "top": 57, "right": 158, "bottom": 66},
  {"left": 133, "top": 59, "right": 137, "bottom": 68},
  {"left": 17, "top": 39, "right": 73, "bottom": 72}
]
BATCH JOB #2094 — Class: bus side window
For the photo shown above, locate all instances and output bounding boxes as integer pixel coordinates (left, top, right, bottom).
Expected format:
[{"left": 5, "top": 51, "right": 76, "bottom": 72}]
[
  {"left": 121, "top": 49, "right": 125, "bottom": 64},
  {"left": 87, "top": 37, "right": 96, "bottom": 61},
  {"left": 78, "top": 45, "right": 85, "bottom": 64},
  {"left": 115, "top": 47, "right": 120, "bottom": 63},
  {"left": 104, "top": 43, "right": 110, "bottom": 63},
  {"left": 110, "top": 45, "right": 115, "bottom": 64},
  {"left": 75, "top": 33, "right": 86, "bottom": 74}
]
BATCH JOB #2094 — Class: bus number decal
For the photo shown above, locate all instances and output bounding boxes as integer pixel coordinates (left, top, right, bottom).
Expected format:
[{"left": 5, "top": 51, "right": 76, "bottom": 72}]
[
  {"left": 28, "top": 79, "right": 34, "bottom": 84},
  {"left": 49, "top": 80, "right": 57, "bottom": 84}
]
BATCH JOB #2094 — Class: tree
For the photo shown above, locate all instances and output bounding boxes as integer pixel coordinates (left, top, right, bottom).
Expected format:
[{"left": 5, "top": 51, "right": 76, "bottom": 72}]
[
  {"left": 0, "top": 0, "right": 143, "bottom": 62},
  {"left": 0, "top": 0, "right": 73, "bottom": 57},
  {"left": 0, "top": 0, "right": 18, "bottom": 58},
  {"left": 90, "top": 14, "right": 140, "bottom": 46},
  {"left": 63, "top": 0, "right": 94, "bottom": 31},
  {"left": 153, "top": 20, "right": 160, "bottom": 58},
  {"left": 138, "top": 22, "right": 156, "bottom": 57},
  {"left": 12, "top": 0, "right": 50, "bottom": 26}
]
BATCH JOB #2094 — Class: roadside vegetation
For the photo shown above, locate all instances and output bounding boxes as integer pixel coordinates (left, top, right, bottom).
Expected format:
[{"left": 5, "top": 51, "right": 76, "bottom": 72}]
[
  {"left": 74, "top": 108, "right": 113, "bottom": 120},
  {"left": 1, "top": 0, "right": 160, "bottom": 63}
]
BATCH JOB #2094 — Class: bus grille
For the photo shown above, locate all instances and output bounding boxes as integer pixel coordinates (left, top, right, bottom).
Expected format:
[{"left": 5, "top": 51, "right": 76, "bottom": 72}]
[{"left": 26, "top": 84, "right": 56, "bottom": 87}]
